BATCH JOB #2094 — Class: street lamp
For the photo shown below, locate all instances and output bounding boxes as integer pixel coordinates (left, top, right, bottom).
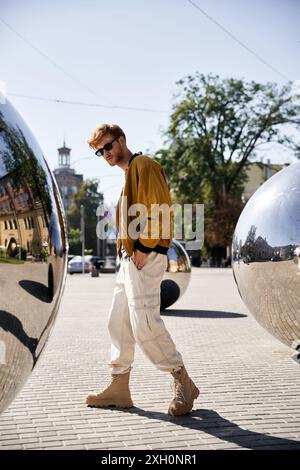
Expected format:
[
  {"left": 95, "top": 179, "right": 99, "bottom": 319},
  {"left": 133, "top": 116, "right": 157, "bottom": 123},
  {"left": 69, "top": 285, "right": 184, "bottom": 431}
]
[{"left": 80, "top": 204, "right": 85, "bottom": 274}]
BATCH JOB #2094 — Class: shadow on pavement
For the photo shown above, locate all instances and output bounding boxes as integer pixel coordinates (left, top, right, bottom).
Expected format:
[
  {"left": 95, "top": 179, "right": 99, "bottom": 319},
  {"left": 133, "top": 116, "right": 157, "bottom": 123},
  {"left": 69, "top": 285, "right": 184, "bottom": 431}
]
[
  {"left": 161, "top": 309, "right": 247, "bottom": 319},
  {"left": 0, "top": 310, "right": 38, "bottom": 361},
  {"left": 120, "top": 407, "right": 300, "bottom": 450}
]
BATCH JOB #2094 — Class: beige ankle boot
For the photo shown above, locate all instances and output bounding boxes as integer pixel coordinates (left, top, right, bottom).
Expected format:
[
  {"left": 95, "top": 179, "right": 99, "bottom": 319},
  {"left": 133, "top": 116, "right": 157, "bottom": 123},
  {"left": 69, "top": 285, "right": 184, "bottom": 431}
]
[
  {"left": 86, "top": 370, "right": 133, "bottom": 408},
  {"left": 168, "top": 366, "right": 199, "bottom": 416}
]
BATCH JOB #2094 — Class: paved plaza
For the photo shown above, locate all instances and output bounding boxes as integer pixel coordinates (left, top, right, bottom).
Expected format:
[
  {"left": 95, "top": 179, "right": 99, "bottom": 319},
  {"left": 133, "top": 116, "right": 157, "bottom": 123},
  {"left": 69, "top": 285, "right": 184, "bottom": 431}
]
[{"left": 0, "top": 268, "right": 300, "bottom": 450}]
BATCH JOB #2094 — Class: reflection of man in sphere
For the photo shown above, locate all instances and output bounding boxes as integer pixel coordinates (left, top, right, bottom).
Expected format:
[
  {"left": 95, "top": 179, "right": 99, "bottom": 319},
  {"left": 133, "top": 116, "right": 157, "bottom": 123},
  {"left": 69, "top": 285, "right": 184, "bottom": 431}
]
[
  {"left": 86, "top": 123, "right": 199, "bottom": 416},
  {"left": 296, "top": 243, "right": 300, "bottom": 275}
]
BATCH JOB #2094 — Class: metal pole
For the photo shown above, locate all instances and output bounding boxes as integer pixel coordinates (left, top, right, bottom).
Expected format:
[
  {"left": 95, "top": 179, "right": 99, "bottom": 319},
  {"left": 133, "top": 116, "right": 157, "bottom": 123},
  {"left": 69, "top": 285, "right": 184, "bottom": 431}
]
[
  {"left": 80, "top": 204, "right": 85, "bottom": 274},
  {"left": 97, "top": 212, "right": 100, "bottom": 257}
]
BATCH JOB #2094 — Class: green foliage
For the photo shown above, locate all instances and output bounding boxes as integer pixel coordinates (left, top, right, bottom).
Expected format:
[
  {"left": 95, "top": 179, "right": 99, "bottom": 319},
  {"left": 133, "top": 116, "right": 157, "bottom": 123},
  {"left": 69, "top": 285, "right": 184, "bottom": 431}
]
[
  {"left": 0, "top": 258, "right": 24, "bottom": 264},
  {"left": 40, "top": 247, "right": 48, "bottom": 261},
  {"left": 68, "top": 227, "right": 81, "bottom": 255},
  {"left": 20, "top": 246, "right": 27, "bottom": 261},
  {"left": 0, "top": 111, "right": 52, "bottom": 219},
  {"left": 156, "top": 73, "right": 300, "bottom": 254},
  {"left": 67, "top": 180, "right": 104, "bottom": 254},
  {"left": 0, "top": 246, "right": 7, "bottom": 258}
]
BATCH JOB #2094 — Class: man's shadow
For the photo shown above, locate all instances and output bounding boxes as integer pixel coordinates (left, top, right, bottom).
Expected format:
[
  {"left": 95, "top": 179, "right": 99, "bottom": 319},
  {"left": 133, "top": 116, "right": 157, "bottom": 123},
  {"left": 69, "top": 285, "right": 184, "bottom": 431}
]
[
  {"left": 0, "top": 310, "right": 38, "bottom": 364},
  {"left": 119, "top": 407, "right": 300, "bottom": 450}
]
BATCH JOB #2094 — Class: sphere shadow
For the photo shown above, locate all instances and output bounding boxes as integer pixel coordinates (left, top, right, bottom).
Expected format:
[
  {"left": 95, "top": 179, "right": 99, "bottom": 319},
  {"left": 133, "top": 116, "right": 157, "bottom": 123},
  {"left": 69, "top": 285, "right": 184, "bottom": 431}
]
[
  {"left": 19, "top": 280, "right": 52, "bottom": 303},
  {"left": 161, "top": 309, "right": 247, "bottom": 319}
]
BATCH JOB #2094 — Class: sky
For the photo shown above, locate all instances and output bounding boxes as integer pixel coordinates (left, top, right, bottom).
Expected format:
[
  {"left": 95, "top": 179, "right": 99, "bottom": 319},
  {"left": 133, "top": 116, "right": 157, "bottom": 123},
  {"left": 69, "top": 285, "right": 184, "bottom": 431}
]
[{"left": 0, "top": 0, "right": 299, "bottom": 205}]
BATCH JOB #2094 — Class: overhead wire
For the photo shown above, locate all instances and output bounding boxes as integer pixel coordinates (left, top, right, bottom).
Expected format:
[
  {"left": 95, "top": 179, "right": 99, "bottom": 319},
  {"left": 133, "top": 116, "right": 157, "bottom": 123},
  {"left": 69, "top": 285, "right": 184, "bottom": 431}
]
[
  {"left": 186, "top": 0, "right": 291, "bottom": 82},
  {"left": 7, "top": 92, "right": 168, "bottom": 113},
  {"left": 0, "top": 16, "right": 104, "bottom": 99}
]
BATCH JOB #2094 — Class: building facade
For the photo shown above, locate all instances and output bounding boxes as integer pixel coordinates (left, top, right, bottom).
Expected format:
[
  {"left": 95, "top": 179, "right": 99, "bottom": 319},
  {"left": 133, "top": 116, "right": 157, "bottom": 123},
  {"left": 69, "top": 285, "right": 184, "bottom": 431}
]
[{"left": 242, "top": 161, "right": 288, "bottom": 202}]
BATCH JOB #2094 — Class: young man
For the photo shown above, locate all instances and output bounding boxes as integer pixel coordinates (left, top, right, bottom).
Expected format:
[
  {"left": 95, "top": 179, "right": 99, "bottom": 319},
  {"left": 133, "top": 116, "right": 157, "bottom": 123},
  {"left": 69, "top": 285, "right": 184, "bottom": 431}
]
[{"left": 86, "top": 124, "right": 199, "bottom": 416}]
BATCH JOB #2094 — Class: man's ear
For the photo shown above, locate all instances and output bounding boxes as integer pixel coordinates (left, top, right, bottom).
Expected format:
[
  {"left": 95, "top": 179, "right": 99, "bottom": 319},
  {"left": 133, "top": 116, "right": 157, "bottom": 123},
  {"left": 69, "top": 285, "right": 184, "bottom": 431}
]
[{"left": 118, "top": 135, "right": 126, "bottom": 147}]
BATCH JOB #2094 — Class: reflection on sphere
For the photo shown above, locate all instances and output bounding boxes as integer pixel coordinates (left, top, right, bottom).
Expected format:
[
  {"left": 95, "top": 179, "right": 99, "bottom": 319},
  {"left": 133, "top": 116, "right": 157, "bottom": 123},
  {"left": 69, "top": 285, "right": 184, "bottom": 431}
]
[
  {"left": 161, "top": 239, "right": 191, "bottom": 311},
  {"left": 232, "top": 162, "right": 300, "bottom": 354},
  {"left": 0, "top": 100, "right": 67, "bottom": 414}
]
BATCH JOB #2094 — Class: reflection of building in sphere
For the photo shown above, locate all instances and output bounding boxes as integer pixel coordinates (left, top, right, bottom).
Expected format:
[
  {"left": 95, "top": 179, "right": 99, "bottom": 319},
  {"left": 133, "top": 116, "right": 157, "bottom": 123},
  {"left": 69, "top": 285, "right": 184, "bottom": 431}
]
[
  {"left": 232, "top": 162, "right": 300, "bottom": 358},
  {"left": 160, "top": 239, "right": 191, "bottom": 311},
  {"left": 0, "top": 100, "right": 67, "bottom": 414}
]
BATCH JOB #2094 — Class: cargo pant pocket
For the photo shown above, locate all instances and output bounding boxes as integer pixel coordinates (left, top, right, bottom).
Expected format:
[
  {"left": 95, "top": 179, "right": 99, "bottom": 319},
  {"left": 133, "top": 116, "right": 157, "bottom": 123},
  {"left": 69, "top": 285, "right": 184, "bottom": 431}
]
[{"left": 129, "top": 295, "right": 162, "bottom": 342}]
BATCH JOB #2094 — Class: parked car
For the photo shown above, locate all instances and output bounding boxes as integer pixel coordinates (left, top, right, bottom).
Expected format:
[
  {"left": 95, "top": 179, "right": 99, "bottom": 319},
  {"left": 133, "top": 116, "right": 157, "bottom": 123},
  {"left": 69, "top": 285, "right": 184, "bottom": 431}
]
[
  {"left": 89, "top": 256, "right": 116, "bottom": 273},
  {"left": 224, "top": 255, "right": 232, "bottom": 267},
  {"left": 101, "top": 256, "right": 116, "bottom": 273},
  {"left": 188, "top": 251, "right": 202, "bottom": 267},
  {"left": 271, "top": 254, "right": 281, "bottom": 262},
  {"left": 89, "top": 256, "right": 105, "bottom": 271},
  {"left": 68, "top": 255, "right": 93, "bottom": 274}
]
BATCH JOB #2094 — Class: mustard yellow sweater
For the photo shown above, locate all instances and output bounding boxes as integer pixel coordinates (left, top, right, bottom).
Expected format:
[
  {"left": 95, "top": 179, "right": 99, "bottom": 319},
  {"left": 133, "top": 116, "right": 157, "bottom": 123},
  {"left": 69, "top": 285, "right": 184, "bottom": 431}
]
[{"left": 116, "top": 154, "right": 173, "bottom": 257}]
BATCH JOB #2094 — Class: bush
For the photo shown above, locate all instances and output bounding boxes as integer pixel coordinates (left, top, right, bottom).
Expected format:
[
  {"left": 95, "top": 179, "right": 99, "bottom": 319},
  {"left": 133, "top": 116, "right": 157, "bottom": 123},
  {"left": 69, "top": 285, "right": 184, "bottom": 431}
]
[
  {"left": 0, "top": 246, "right": 7, "bottom": 258},
  {"left": 40, "top": 248, "right": 48, "bottom": 262},
  {"left": 20, "top": 247, "right": 27, "bottom": 261}
]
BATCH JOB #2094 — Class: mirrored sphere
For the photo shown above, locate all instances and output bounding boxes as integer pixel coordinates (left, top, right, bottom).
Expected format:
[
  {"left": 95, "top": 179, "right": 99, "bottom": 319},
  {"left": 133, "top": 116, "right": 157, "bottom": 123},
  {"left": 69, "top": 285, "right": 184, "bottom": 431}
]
[
  {"left": 232, "top": 162, "right": 300, "bottom": 351},
  {"left": 0, "top": 100, "right": 67, "bottom": 414},
  {"left": 161, "top": 239, "right": 191, "bottom": 310}
]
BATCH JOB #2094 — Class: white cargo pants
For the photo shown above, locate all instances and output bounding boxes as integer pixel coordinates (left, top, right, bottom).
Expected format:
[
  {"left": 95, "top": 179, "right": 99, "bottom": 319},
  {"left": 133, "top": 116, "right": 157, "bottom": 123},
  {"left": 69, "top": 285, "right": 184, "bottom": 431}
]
[{"left": 108, "top": 251, "right": 183, "bottom": 374}]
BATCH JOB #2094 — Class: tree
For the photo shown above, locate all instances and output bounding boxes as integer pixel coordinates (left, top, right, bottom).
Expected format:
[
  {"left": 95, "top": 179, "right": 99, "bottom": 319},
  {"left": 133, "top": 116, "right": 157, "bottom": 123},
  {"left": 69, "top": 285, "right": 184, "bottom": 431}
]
[
  {"left": 67, "top": 179, "right": 104, "bottom": 254},
  {"left": 67, "top": 227, "right": 81, "bottom": 255},
  {"left": 0, "top": 111, "right": 52, "bottom": 218},
  {"left": 156, "top": 73, "right": 300, "bottom": 262}
]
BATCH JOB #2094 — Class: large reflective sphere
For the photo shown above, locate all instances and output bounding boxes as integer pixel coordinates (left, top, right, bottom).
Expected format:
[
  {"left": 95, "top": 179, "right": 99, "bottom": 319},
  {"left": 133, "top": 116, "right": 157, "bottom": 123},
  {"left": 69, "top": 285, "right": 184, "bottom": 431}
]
[
  {"left": 232, "top": 162, "right": 300, "bottom": 351},
  {"left": 161, "top": 239, "right": 191, "bottom": 310},
  {"left": 0, "top": 100, "right": 67, "bottom": 414}
]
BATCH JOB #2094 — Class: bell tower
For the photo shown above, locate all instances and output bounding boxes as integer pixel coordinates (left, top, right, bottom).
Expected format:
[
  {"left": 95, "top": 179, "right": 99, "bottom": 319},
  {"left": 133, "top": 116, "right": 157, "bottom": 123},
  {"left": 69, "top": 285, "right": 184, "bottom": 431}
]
[{"left": 58, "top": 140, "right": 71, "bottom": 168}]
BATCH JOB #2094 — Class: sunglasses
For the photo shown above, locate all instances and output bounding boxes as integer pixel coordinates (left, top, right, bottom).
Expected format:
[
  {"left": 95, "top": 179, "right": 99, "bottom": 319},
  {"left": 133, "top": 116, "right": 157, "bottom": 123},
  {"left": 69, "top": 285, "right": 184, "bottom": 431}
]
[{"left": 95, "top": 135, "right": 120, "bottom": 157}]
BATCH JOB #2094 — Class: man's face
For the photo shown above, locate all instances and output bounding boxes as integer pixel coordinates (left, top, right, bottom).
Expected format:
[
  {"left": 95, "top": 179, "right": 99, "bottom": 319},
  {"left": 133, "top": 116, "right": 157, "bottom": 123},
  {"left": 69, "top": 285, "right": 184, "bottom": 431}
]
[{"left": 96, "top": 134, "right": 125, "bottom": 167}]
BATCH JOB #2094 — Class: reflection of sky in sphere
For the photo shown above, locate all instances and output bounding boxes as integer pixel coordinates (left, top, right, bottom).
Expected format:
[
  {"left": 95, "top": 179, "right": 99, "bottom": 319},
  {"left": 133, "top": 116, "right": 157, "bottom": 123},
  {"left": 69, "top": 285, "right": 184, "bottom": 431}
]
[
  {"left": 0, "top": 136, "right": 9, "bottom": 178},
  {"left": 235, "top": 163, "right": 300, "bottom": 248},
  {"left": 0, "top": 100, "right": 62, "bottom": 225},
  {"left": 0, "top": 157, "right": 6, "bottom": 178},
  {"left": 0, "top": 102, "right": 45, "bottom": 171},
  {"left": 167, "top": 247, "right": 178, "bottom": 260}
]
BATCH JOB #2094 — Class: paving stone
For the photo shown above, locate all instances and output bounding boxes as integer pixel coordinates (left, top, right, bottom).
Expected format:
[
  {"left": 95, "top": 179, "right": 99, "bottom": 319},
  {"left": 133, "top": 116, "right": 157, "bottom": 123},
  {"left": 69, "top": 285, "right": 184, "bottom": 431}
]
[{"left": 0, "top": 270, "right": 300, "bottom": 450}]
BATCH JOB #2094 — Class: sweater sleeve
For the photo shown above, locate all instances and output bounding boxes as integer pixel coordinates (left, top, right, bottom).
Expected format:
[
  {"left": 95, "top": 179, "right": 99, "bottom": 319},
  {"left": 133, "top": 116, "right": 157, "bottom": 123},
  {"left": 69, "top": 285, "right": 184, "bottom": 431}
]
[{"left": 134, "top": 164, "right": 173, "bottom": 251}]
